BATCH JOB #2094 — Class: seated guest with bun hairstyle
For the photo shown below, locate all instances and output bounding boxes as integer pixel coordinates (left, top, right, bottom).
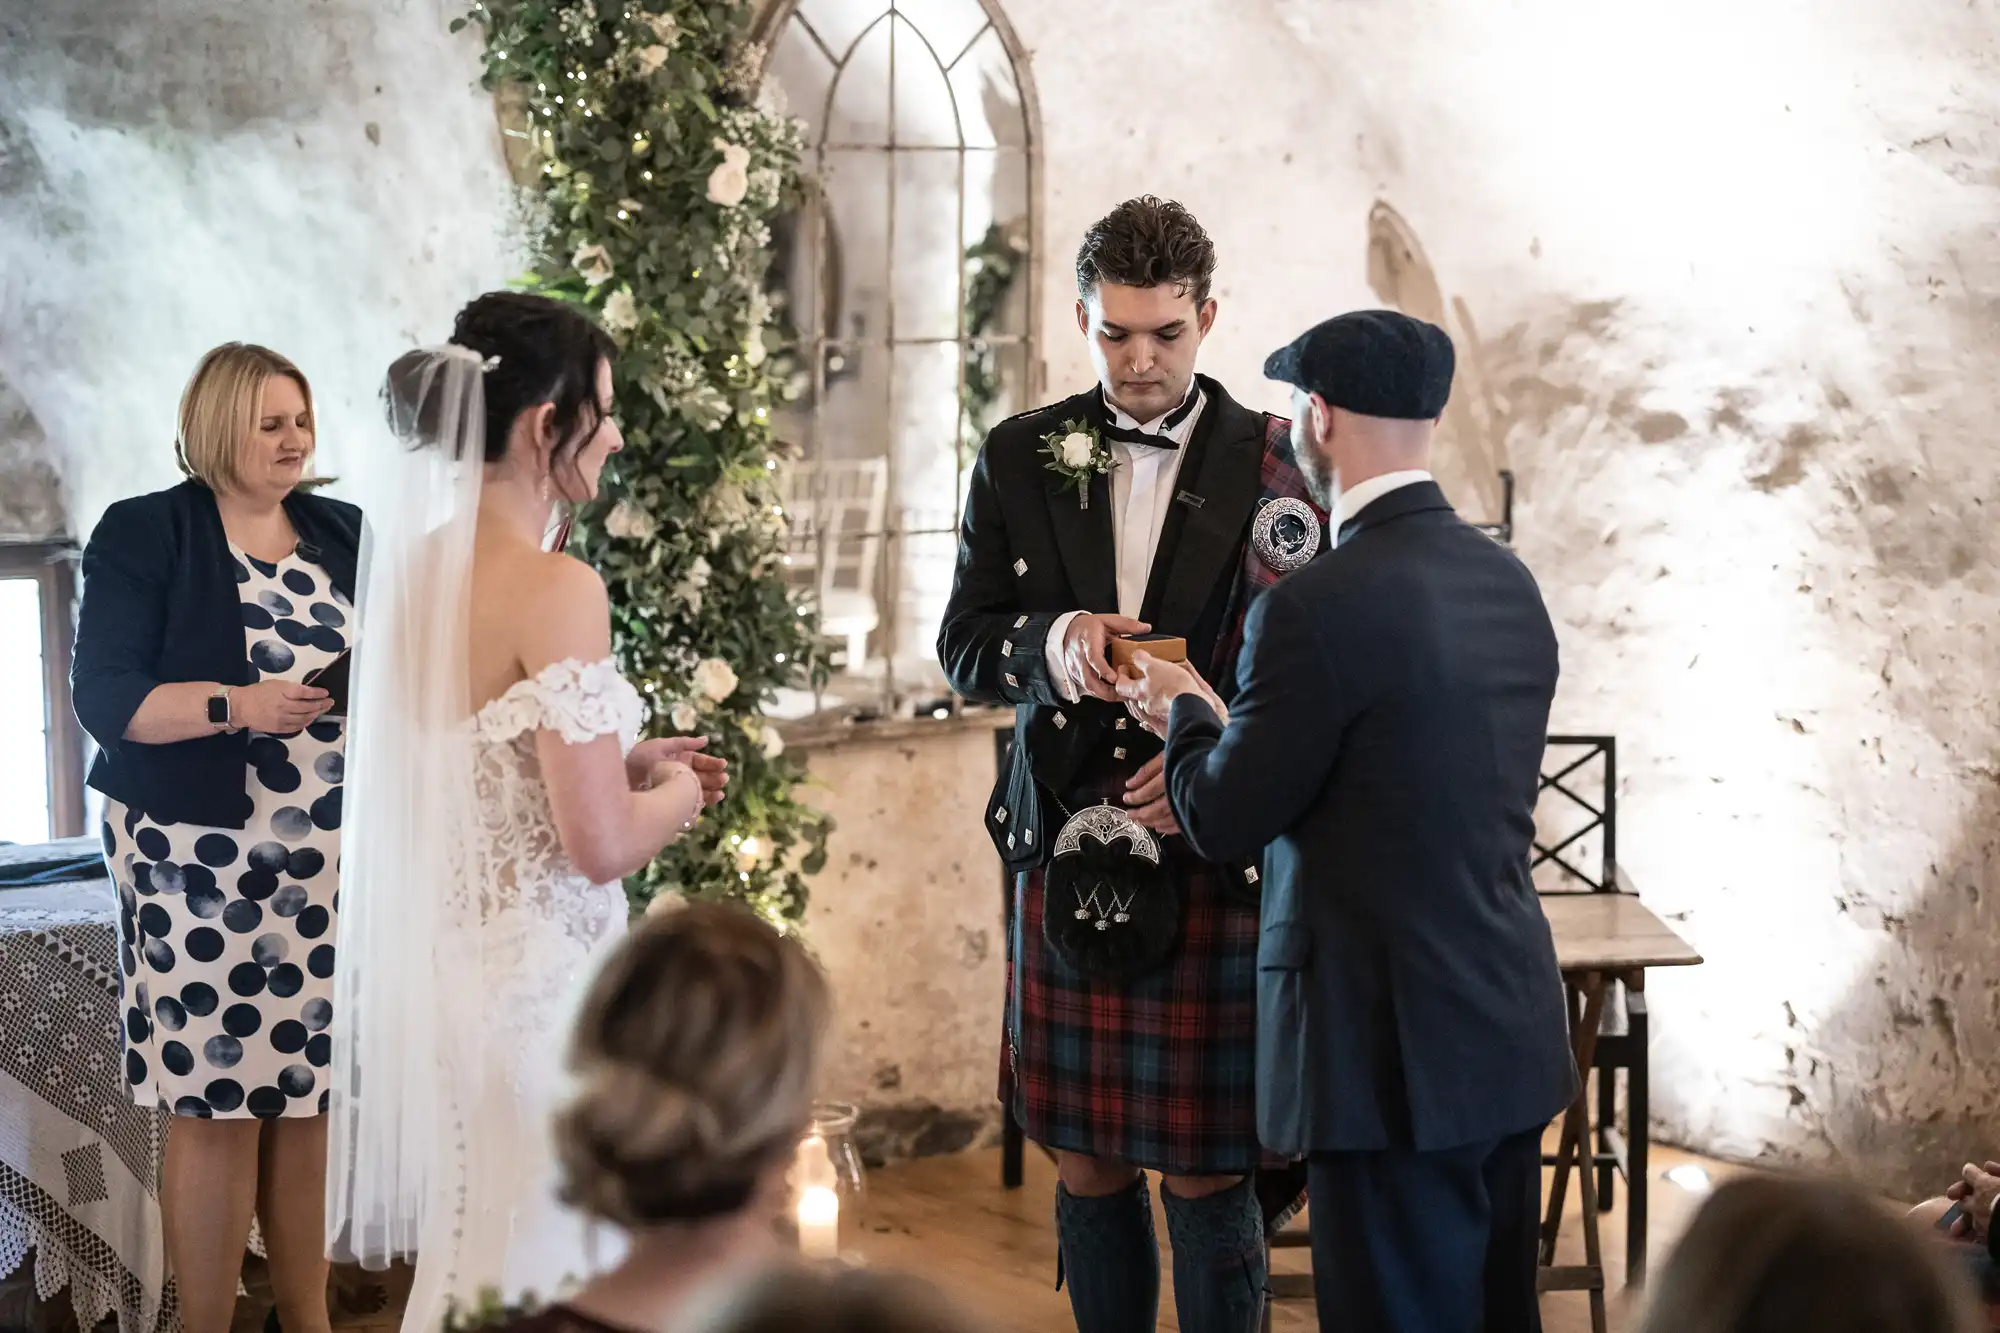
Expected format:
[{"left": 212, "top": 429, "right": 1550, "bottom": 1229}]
[{"left": 454, "top": 900, "right": 831, "bottom": 1333}]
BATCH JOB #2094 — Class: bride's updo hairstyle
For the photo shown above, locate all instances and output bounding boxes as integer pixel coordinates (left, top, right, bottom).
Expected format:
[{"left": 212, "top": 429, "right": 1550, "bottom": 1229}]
[
  {"left": 384, "top": 291, "right": 613, "bottom": 489},
  {"left": 553, "top": 901, "right": 831, "bottom": 1228}
]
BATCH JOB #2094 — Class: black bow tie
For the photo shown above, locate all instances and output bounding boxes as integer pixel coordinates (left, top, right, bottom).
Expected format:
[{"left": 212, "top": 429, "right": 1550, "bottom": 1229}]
[{"left": 1095, "top": 388, "right": 1200, "bottom": 449}]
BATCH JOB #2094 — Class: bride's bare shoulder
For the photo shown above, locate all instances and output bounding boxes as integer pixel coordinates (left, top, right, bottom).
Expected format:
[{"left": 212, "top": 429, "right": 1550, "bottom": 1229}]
[{"left": 513, "top": 551, "right": 611, "bottom": 665}]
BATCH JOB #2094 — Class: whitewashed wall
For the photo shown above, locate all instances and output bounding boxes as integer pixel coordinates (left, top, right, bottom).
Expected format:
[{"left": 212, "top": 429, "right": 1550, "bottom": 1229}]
[{"left": 0, "top": 0, "right": 519, "bottom": 538}]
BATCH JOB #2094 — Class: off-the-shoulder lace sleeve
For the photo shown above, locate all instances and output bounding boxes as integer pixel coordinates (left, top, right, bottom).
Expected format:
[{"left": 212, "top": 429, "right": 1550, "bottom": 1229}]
[{"left": 475, "top": 658, "right": 644, "bottom": 746}]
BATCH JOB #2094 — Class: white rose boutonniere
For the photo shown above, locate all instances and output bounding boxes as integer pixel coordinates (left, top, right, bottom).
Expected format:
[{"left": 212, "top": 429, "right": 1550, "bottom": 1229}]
[
  {"left": 1039, "top": 419, "right": 1115, "bottom": 510},
  {"left": 572, "top": 242, "right": 614, "bottom": 286},
  {"left": 706, "top": 139, "right": 752, "bottom": 208},
  {"left": 693, "top": 657, "right": 739, "bottom": 703}
]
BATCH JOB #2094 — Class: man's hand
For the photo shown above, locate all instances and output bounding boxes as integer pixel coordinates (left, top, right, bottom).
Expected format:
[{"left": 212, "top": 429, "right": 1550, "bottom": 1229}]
[
  {"left": 1945, "top": 1161, "right": 2000, "bottom": 1238},
  {"left": 1114, "top": 652, "right": 1225, "bottom": 737},
  {"left": 1060, "top": 613, "right": 1151, "bottom": 702},
  {"left": 1121, "top": 754, "right": 1180, "bottom": 836},
  {"left": 629, "top": 736, "right": 729, "bottom": 805}
]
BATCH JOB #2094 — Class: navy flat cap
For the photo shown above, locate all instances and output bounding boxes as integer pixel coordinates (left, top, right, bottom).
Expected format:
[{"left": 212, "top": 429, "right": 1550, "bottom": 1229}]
[{"left": 1263, "top": 309, "right": 1455, "bottom": 420}]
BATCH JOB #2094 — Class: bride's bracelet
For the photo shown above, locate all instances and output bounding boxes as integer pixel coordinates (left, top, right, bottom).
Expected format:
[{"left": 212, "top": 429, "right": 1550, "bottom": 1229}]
[{"left": 652, "top": 762, "right": 704, "bottom": 832}]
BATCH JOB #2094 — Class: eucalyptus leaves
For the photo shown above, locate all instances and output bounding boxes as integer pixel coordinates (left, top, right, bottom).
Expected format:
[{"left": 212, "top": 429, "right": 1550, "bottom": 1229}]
[{"left": 460, "top": 0, "right": 830, "bottom": 924}]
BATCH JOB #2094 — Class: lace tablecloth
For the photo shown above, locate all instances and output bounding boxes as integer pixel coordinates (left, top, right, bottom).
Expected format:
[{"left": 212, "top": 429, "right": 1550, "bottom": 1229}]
[{"left": 0, "top": 869, "right": 170, "bottom": 1333}]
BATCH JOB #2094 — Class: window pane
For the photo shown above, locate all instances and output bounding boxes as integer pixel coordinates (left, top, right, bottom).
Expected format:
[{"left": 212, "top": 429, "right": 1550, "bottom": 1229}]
[
  {"left": 796, "top": 0, "right": 888, "bottom": 69},
  {"left": 820, "top": 149, "right": 891, "bottom": 348},
  {"left": 945, "top": 24, "right": 1025, "bottom": 150},
  {"left": 894, "top": 0, "right": 990, "bottom": 76},
  {"left": 0, "top": 577, "right": 50, "bottom": 844},
  {"left": 769, "top": 18, "right": 836, "bottom": 148},
  {"left": 824, "top": 10, "right": 893, "bottom": 148},
  {"left": 890, "top": 14, "right": 961, "bottom": 149},
  {"left": 890, "top": 148, "right": 965, "bottom": 341}
]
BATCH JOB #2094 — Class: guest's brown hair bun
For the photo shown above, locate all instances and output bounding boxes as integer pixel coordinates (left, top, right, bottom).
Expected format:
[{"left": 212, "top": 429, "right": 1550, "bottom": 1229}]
[{"left": 553, "top": 901, "right": 831, "bottom": 1228}]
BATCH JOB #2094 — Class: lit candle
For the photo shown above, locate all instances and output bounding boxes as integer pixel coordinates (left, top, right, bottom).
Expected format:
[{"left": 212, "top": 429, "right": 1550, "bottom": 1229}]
[{"left": 798, "top": 1185, "right": 840, "bottom": 1259}]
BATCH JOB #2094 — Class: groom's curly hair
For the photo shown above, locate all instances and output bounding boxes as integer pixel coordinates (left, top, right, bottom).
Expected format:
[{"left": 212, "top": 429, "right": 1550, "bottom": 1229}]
[{"left": 1075, "top": 195, "right": 1217, "bottom": 306}]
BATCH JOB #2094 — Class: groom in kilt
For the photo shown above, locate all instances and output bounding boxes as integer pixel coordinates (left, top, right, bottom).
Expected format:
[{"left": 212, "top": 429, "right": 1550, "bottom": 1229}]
[{"left": 939, "top": 196, "right": 1325, "bottom": 1333}]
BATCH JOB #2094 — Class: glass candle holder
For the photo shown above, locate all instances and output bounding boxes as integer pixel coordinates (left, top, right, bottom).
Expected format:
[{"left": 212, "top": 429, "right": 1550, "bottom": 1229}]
[{"left": 792, "top": 1101, "right": 865, "bottom": 1259}]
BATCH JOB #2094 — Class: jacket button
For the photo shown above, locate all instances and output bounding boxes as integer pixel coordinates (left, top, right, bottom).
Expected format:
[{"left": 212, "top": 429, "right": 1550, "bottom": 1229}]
[
  {"left": 1115, "top": 717, "right": 1128, "bottom": 731},
  {"left": 1014, "top": 615, "right": 1029, "bottom": 629},
  {"left": 1001, "top": 640, "right": 1013, "bottom": 656},
  {"left": 1004, "top": 672, "right": 1019, "bottom": 688},
  {"left": 995, "top": 807, "right": 1008, "bottom": 824},
  {"left": 1113, "top": 747, "right": 1126, "bottom": 760},
  {"left": 1013, "top": 559, "right": 1028, "bottom": 576},
  {"left": 1053, "top": 712, "right": 1067, "bottom": 730}
]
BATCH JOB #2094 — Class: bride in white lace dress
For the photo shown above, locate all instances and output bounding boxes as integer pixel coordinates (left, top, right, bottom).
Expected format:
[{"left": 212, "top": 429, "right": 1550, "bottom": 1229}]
[{"left": 326, "top": 293, "right": 726, "bottom": 1333}]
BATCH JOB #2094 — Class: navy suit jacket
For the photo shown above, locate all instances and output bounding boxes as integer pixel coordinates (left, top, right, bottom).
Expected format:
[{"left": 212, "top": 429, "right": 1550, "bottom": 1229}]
[
  {"left": 1162, "top": 480, "right": 1578, "bottom": 1154},
  {"left": 71, "top": 480, "right": 361, "bottom": 829}
]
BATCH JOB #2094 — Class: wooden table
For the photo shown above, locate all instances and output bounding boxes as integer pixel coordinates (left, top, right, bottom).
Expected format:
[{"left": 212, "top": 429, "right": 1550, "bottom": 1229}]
[{"left": 1539, "top": 889, "right": 1703, "bottom": 1333}]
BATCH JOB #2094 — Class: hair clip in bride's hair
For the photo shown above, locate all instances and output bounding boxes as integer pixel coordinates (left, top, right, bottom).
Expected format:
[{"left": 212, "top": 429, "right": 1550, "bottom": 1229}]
[{"left": 481, "top": 355, "right": 502, "bottom": 372}]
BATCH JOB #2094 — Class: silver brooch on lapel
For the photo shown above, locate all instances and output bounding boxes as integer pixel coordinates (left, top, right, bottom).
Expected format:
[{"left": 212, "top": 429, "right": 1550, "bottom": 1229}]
[{"left": 1251, "top": 496, "right": 1322, "bottom": 572}]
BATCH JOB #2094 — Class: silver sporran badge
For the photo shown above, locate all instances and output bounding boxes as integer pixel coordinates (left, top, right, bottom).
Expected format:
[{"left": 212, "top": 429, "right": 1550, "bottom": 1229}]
[
  {"left": 1251, "top": 496, "right": 1322, "bottom": 572},
  {"left": 1052, "top": 804, "right": 1161, "bottom": 864}
]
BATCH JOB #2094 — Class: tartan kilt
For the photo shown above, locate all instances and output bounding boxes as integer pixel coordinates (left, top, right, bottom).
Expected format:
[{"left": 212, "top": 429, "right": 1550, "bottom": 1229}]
[{"left": 999, "top": 761, "right": 1268, "bottom": 1176}]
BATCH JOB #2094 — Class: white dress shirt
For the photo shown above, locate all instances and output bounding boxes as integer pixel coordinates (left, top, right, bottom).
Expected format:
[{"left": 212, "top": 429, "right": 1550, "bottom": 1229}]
[
  {"left": 1043, "top": 382, "right": 1207, "bottom": 702},
  {"left": 1336, "top": 469, "right": 1433, "bottom": 527}
]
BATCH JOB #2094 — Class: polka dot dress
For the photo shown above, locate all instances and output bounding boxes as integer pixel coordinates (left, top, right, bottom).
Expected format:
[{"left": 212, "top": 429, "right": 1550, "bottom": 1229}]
[{"left": 101, "top": 546, "right": 349, "bottom": 1120}]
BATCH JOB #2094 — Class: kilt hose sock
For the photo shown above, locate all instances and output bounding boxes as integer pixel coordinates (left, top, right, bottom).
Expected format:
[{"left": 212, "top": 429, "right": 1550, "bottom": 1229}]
[
  {"left": 1054, "top": 1173, "right": 1266, "bottom": 1333},
  {"left": 1163, "top": 1173, "right": 1267, "bottom": 1333},
  {"left": 1055, "top": 1178, "right": 1159, "bottom": 1333}
]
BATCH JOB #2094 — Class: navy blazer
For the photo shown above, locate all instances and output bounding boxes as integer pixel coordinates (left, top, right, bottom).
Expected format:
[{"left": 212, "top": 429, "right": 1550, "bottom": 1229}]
[
  {"left": 71, "top": 480, "right": 362, "bottom": 829},
  {"left": 1162, "top": 480, "right": 1578, "bottom": 1155}
]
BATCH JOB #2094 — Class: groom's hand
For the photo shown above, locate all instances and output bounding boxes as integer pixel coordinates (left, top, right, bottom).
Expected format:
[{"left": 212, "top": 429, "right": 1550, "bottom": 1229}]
[
  {"left": 1121, "top": 754, "right": 1181, "bottom": 836},
  {"left": 1060, "top": 613, "right": 1150, "bottom": 702}
]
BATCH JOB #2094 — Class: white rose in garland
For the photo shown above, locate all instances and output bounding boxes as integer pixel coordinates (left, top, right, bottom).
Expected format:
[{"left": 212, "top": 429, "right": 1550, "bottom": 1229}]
[
  {"left": 634, "top": 44, "right": 670, "bottom": 74},
  {"left": 760, "top": 726, "right": 785, "bottom": 759},
  {"left": 572, "top": 241, "right": 613, "bottom": 286},
  {"left": 693, "top": 657, "right": 739, "bottom": 703},
  {"left": 604, "top": 500, "right": 656, "bottom": 541},
  {"left": 707, "top": 139, "right": 752, "bottom": 207},
  {"left": 669, "top": 701, "right": 700, "bottom": 732},
  {"left": 602, "top": 288, "right": 639, "bottom": 332},
  {"left": 743, "top": 328, "right": 767, "bottom": 368}
]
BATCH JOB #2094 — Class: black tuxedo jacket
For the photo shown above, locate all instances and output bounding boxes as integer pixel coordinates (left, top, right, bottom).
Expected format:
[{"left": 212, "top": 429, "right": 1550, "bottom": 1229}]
[
  {"left": 938, "top": 376, "right": 1287, "bottom": 872},
  {"left": 1162, "top": 480, "right": 1579, "bottom": 1154}
]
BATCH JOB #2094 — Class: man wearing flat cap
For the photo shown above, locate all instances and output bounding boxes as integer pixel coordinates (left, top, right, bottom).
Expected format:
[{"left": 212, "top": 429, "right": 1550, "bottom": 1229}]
[{"left": 1118, "top": 309, "right": 1578, "bottom": 1332}]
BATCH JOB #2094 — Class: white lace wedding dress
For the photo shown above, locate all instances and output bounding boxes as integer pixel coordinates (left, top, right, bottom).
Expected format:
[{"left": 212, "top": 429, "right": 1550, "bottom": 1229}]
[{"left": 401, "top": 657, "right": 644, "bottom": 1331}]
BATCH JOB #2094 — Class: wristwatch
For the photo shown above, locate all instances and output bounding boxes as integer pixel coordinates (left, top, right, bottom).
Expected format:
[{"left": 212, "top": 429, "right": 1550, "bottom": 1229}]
[{"left": 207, "top": 686, "right": 234, "bottom": 732}]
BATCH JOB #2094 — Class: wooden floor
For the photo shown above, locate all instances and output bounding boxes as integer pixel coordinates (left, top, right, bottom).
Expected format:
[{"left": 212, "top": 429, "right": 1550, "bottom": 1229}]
[
  {"left": 273, "top": 1134, "right": 1737, "bottom": 1333},
  {"left": 845, "top": 1135, "right": 1742, "bottom": 1333}
]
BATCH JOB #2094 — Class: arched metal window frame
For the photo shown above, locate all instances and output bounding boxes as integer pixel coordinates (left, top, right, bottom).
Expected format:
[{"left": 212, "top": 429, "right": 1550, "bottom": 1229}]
[{"left": 752, "top": 0, "right": 1044, "bottom": 706}]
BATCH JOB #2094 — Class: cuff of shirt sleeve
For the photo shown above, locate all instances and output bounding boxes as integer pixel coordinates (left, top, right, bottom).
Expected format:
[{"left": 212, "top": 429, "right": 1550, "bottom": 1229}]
[{"left": 1044, "top": 611, "right": 1083, "bottom": 704}]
